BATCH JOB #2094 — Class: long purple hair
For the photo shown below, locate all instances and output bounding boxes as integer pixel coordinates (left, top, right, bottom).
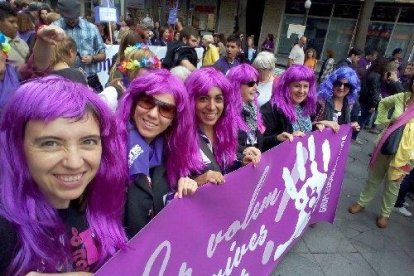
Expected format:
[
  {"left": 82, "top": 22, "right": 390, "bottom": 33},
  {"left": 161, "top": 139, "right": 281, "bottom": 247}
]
[
  {"left": 185, "top": 67, "right": 240, "bottom": 171},
  {"left": 226, "top": 63, "right": 265, "bottom": 133},
  {"left": 117, "top": 69, "right": 199, "bottom": 188},
  {"left": 270, "top": 65, "right": 317, "bottom": 122},
  {"left": 0, "top": 76, "right": 127, "bottom": 274},
  {"left": 318, "top": 66, "right": 361, "bottom": 104}
]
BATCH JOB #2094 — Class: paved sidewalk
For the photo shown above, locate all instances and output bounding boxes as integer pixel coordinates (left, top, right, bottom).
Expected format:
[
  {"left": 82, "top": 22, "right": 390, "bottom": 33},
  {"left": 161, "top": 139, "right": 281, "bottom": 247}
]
[{"left": 272, "top": 130, "right": 414, "bottom": 276}]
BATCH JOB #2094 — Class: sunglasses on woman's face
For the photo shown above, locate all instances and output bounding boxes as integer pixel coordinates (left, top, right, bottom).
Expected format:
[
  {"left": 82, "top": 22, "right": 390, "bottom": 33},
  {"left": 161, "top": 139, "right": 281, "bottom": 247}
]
[
  {"left": 136, "top": 95, "right": 176, "bottom": 119},
  {"left": 333, "top": 80, "right": 351, "bottom": 89},
  {"left": 244, "top": 80, "right": 258, "bottom": 87}
]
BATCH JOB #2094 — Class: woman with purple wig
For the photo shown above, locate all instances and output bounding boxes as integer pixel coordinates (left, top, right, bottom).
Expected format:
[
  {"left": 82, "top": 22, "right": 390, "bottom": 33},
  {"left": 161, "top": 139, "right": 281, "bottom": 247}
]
[
  {"left": 184, "top": 67, "right": 261, "bottom": 186},
  {"left": 260, "top": 65, "right": 317, "bottom": 151},
  {"left": 227, "top": 63, "right": 265, "bottom": 152},
  {"left": 118, "top": 69, "right": 198, "bottom": 238},
  {"left": 314, "top": 67, "right": 361, "bottom": 132},
  {"left": 0, "top": 76, "right": 127, "bottom": 274}
]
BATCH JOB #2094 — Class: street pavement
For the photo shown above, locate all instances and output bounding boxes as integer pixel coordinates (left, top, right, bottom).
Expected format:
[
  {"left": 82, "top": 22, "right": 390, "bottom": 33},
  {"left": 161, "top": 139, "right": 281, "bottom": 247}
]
[{"left": 272, "top": 130, "right": 414, "bottom": 276}]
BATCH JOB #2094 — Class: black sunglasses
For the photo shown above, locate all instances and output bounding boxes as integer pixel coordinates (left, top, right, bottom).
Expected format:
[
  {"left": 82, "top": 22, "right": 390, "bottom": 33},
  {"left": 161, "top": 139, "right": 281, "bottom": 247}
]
[
  {"left": 136, "top": 95, "right": 176, "bottom": 119},
  {"left": 244, "top": 81, "right": 258, "bottom": 87},
  {"left": 333, "top": 80, "right": 351, "bottom": 89}
]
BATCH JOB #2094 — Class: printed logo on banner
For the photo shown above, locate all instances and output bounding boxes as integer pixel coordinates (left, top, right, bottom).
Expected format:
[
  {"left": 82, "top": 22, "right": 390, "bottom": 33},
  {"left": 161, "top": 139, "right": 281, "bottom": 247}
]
[{"left": 96, "top": 127, "right": 352, "bottom": 275}]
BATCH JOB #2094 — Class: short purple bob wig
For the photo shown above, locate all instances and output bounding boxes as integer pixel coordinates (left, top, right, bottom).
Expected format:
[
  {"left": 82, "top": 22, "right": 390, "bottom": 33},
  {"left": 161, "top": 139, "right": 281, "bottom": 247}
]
[
  {"left": 270, "top": 65, "right": 317, "bottom": 122},
  {"left": 0, "top": 76, "right": 127, "bottom": 274},
  {"left": 185, "top": 67, "right": 240, "bottom": 172},
  {"left": 117, "top": 69, "right": 199, "bottom": 188}
]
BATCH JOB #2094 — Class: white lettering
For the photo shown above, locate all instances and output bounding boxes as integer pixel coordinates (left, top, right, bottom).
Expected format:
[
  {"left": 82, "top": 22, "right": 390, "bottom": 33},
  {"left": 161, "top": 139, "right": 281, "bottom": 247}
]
[
  {"left": 143, "top": 240, "right": 171, "bottom": 276},
  {"left": 213, "top": 225, "right": 268, "bottom": 276},
  {"left": 179, "top": 262, "right": 192, "bottom": 276}
]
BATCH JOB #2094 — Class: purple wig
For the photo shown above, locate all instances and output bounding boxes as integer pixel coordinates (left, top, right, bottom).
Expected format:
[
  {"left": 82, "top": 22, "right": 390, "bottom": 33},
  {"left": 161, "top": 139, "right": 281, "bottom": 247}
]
[
  {"left": 226, "top": 63, "right": 265, "bottom": 133},
  {"left": 117, "top": 69, "right": 199, "bottom": 188},
  {"left": 0, "top": 76, "right": 127, "bottom": 274},
  {"left": 185, "top": 67, "right": 240, "bottom": 171},
  {"left": 270, "top": 65, "right": 317, "bottom": 122},
  {"left": 318, "top": 66, "right": 361, "bottom": 104}
]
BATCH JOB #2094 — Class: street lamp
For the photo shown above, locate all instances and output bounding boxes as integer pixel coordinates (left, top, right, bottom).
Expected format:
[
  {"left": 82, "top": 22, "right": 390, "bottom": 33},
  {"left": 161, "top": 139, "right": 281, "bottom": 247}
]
[{"left": 304, "top": 0, "right": 311, "bottom": 26}]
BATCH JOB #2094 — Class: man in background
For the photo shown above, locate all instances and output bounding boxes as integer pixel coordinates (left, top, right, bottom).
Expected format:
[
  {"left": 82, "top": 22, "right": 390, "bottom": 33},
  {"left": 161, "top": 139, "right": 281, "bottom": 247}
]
[
  {"left": 53, "top": 0, "right": 106, "bottom": 92},
  {"left": 287, "top": 36, "right": 306, "bottom": 67}
]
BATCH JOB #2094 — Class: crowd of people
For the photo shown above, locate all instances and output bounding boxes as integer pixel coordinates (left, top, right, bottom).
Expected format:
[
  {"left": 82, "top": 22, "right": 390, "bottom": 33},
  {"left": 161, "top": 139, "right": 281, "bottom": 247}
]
[{"left": 0, "top": 0, "right": 413, "bottom": 274}]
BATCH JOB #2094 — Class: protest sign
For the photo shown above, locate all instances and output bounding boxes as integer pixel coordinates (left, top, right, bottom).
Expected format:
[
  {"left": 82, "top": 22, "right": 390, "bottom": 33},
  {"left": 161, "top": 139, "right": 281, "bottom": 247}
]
[{"left": 96, "top": 126, "right": 352, "bottom": 275}]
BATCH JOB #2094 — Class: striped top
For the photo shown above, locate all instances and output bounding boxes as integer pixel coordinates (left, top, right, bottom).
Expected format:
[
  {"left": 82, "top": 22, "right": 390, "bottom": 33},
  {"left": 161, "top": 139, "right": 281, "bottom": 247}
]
[{"left": 53, "top": 18, "right": 106, "bottom": 76}]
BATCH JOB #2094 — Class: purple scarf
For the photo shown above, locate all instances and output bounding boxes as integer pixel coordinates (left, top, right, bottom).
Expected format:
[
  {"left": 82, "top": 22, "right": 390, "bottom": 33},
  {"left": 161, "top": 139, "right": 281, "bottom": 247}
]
[
  {"left": 127, "top": 121, "right": 164, "bottom": 178},
  {"left": 0, "top": 64, "right": 20, "bottom": 112},
  {"left": 369, "top": 100, "right": 414, "bottom": 168}
]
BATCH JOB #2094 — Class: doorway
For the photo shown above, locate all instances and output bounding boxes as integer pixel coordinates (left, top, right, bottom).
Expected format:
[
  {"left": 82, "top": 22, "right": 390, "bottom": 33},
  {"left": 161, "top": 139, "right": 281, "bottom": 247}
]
[{"left": 246, "top": 0, "right": 266, "bottom": 46}]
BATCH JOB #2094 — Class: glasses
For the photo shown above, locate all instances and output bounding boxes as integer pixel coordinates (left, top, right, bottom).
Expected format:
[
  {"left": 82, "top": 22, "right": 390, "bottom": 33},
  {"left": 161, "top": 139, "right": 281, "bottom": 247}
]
[
  {"left": 333, "top": 80, "right": 351, "bottom": 89},
  {"left": 136, "top": 95, "right": 176, "bottom": 119},
  {"left": 243, "top": 81, "right": 258, "bottom": 87}
]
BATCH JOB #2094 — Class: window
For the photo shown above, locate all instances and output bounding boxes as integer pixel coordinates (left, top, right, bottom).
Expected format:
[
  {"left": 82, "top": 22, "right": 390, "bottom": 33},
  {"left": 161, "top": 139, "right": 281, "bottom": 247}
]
[
  {"left": 308, "top": 3, "right": 333, "bottom": 17},
  {"left": 365, "top": 23, "right": 394, "bottom": 56},
  {"left": 277, "top": 15, "right": 304, "bottom": 55},
  {"left": 399, "top": 7, "right": 414, "bottom": 24},
  {"left": 323, "top": 19, "right": 356, "bottom": 60},
  {"left": 386, "top": 24, "right": 413, "bottom": 57},
  {"left": 285, "top": 2, "right": 306, "bottom": 15},
  {"left": 370, "top": 5, "right": 399, "bottom": 22},
  {"left": 333, "top": 4, "right": 360, "bottom": 19}
]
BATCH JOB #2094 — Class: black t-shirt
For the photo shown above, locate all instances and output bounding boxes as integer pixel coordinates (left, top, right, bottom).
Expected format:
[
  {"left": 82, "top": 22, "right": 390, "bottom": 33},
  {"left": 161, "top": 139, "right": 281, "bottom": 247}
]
[
  {"left": 52, "top": 68, "right": 88, "bottom": 85},
  {"left": 0, "top": 207, "right": 98, "bottom": 274}
]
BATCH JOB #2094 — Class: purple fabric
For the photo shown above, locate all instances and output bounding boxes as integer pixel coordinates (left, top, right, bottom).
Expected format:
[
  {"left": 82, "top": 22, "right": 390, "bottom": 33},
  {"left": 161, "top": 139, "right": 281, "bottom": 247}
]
[
  {"left": 127, "top": 121, "right": 164, "bottom": 178},
  {"left": 96, "top": 126, "right": 352, "bottom": 275},
  {"left": 0, "top": 64, "right": 20, "bottom": 112},
  {"left": 18, "top": 31, "right": 35, "bottom": 43},
  {"left": 262, "top": 40, "right": 274, "bottom": 51},
  {"left": 213, "top": 57, "right": 241, "bottom": 75},
  {"left": 358, "top": 56, "right": 369, "bottom": 69},
  {"left": 369, "top": 103, "right": 414, "bottom": 168}
]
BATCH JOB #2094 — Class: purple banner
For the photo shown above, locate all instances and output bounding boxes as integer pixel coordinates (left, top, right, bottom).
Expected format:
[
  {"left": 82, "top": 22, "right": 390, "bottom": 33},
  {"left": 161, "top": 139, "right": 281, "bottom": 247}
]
[{"left": 96, "top": 126, "right": 352, "bottom": 275}]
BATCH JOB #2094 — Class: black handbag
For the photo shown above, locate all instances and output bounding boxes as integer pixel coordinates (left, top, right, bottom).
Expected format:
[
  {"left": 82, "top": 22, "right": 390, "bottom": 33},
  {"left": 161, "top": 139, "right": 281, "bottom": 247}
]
[{"left": 380, "top": 124, "right": 405, "bottom": 155}]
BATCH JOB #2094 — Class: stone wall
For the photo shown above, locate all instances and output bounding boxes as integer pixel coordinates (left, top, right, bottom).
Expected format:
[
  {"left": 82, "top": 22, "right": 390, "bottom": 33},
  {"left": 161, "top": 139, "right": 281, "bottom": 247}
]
[
  {"left": 258, "top": 0, "right": 285, "bottom": 53},
  {"left": 216, "top": 0, "right": 237, "bottom": 36}
]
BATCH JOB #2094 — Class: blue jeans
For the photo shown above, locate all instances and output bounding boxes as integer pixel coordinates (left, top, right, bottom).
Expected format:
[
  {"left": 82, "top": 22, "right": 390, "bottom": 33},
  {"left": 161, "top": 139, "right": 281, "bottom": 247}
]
[{"left": 395, "top": 169, "right": 414, "bottom": 207}]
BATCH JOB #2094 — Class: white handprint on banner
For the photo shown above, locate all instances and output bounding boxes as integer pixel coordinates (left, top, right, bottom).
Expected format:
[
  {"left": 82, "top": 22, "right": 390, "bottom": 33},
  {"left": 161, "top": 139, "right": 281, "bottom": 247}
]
[{"left": 273, "top": 135, "right": 331, "bottom": 260}]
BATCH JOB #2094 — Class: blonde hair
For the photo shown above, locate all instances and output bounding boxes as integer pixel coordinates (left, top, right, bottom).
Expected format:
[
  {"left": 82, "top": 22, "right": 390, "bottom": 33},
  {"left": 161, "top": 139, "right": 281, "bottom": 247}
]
[
  {"left": 202, "top": 34, "right": 214, "bottom": 44},
  {"left": 124, "top": 48, "right": 157, "bottom": 80},
  {"left": 50, "top": 36, "right": 77, "bottom": 66},
  {"left": 46, "top": 12, "right": 61, "bottom": 25}
]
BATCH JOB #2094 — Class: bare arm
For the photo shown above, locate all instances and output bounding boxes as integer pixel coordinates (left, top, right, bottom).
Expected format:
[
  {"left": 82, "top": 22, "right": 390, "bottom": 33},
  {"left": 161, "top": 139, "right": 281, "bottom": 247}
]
[
  {"left": 32, "top": 25, "right": 66, "bottom": 72},
  {"left": 180, "top": 59, "right": 197, "bottom": 72},
  {"left": 287, "top": 58, "right": 293, "bottom": 68}
]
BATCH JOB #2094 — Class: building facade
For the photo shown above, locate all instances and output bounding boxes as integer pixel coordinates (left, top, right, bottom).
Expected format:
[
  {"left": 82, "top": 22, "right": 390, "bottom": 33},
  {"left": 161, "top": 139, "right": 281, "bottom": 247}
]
[{"left": 217, "top": 0, "right": 414, "bottom": 64}]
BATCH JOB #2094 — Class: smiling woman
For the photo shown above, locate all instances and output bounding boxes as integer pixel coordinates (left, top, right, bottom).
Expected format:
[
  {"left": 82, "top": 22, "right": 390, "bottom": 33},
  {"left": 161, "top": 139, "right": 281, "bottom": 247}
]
[
  {"left": 117, "top": 69, "right": 199, "bottom": 238},
  {"left": 314, "top": 67, "right": 361, "bottom": 133},
  {"left": 183, "top": 67, "right": 261, "bottom": 187},
  {"left": 0, "top": 76, "right": 127, "bottom": 274},
  {"left": 260, "top": 65, "right": 317, "bottom": 151}
]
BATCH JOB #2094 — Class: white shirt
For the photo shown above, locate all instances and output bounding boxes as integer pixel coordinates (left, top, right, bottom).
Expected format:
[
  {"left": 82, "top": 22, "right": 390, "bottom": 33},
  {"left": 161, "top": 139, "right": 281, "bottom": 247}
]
[
  {"left": 288, "top": 44, "right": 305, "bottom": 65},
  {"left": 257, "top": 81, "right": 273, "bottom": 107}
]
